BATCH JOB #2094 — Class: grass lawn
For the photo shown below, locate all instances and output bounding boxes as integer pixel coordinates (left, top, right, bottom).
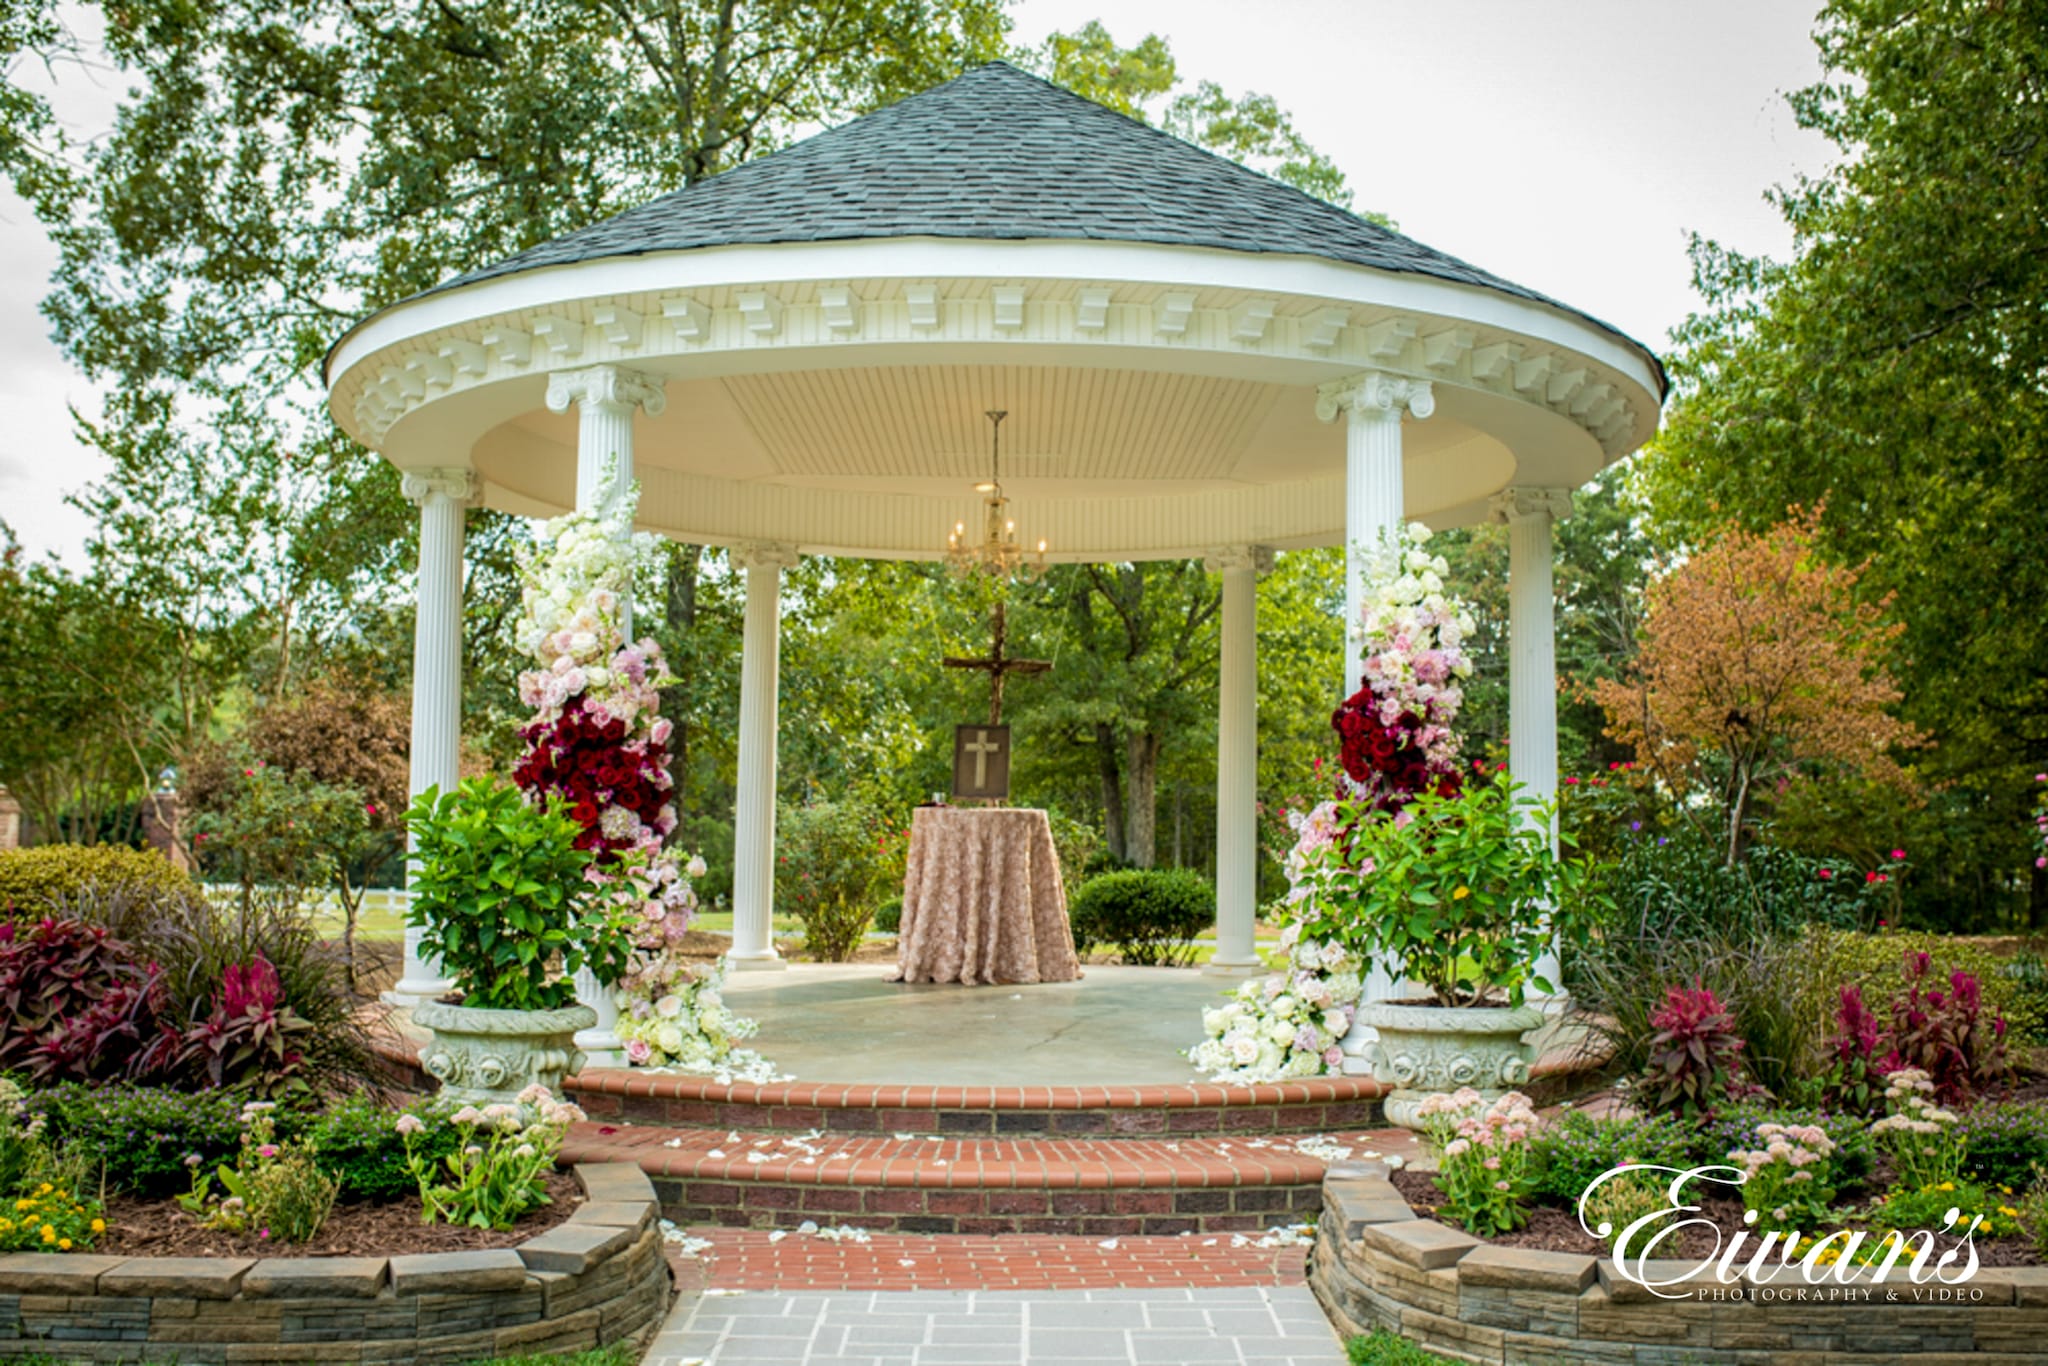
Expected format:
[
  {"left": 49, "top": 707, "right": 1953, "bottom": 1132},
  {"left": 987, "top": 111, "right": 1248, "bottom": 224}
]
[{"left": 1347, "top": 1329, "right": 1458, "bottom": 1365}]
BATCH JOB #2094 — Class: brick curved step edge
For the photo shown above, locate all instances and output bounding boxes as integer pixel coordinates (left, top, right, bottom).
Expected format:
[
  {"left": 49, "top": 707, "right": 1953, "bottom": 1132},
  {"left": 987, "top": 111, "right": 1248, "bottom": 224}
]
[
  {"left": 1308, "top": 1162, "right": 2048, "bottom": 1364},
  {"left": 0, "top": 1161, "right": 671, "bottom": 1366},
  {"left": 373, "top": 1026, "right": 1599, "bottom": 1138},
  {"left": 562, "top": 1126, "right": 1377, "bottom": 1236}
]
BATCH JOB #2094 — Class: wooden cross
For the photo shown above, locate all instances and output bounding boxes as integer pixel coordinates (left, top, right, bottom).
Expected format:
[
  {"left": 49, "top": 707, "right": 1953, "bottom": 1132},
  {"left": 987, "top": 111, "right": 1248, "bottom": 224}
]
[{"left": 942, "top": 600, "right": 1051, "bottom": 726}]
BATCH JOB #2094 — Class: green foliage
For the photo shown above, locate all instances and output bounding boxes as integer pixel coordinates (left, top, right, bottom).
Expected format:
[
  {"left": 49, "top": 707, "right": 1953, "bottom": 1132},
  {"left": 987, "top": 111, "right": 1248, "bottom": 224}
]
[
  {"left": 405, "top": 779, "right": 615, "bottom": 1011},
  {"left": 1692, "top": 1102, "right": 1878, "bottom": 1191},
  {"left": 1960, "top": 1102, "right": 2048, "bottom": 1192},
  {"left": 305, "top": 1094, "right": 460, "bottom": 1203},
  {"left": 1592, "top": 825, "right": 1870, "bottom": 944},
  {"left": 404, "top": 1096, "right": 579, "bottom": 1231},
  {"left": 1870, "top": 1180, "right": 2019, "bottom": 1243},
  {"left": 1068, "top": 869, "right": 1214, "bottom": 967},
  {"left": 1531, "top": 1109, "right": 1695, "bottom": 1204},
  {"left": 1347, "top": 1329, "right": 1459, "bottom": 1366},
  {"left": 1815, "top": 930, "right": 2041, "bottom": 1047},
  {"left": 0, "top": 1180, "right": 104, "bottom": 1253},
  {"left": 1643, "top": 0, "right": 2048, "bottom": 929},
  {"left": 1299, "top": 770, "right": 1604, "bottom": 1007},
  {"left": 180, "top": 1105, "right": 337, "bottom": 1244},
  {"left": 774, "top": 799, "right": 885, "bottom": 962},
  {"left": 872, "top": 899, "right": 903, "bottom": 935},
  {"left": 29, "top": 1084, "right": 251, "bottom": 1196},
  {"left": 0, "top": 844, "right": 195, "bottom": 921},
  {"left": 2000, "top": 954, "right": 2048, "bottom": 1047},
  {"left": 2019, "top": 1181, "right": 2048, "bottom": 1261}
]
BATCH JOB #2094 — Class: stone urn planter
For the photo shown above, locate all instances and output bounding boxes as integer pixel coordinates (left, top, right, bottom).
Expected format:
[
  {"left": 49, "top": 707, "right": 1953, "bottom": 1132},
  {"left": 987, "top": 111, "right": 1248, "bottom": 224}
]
[
  {"left": 413, "top": 1000, "right": 597, "bottom": 1106},
  {"left": 1356, "top": 999, "right": 1544, "bottom": 1130}
]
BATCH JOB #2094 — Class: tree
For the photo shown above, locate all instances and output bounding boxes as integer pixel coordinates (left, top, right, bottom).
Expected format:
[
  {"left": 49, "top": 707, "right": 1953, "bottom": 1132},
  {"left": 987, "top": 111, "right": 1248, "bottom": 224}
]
[
  {"left": 1592, "top": 510, "right": 1925, "bottom": 867},
  {"left": 1640, "top": 0, "right": 2048, "bottom": 919}
]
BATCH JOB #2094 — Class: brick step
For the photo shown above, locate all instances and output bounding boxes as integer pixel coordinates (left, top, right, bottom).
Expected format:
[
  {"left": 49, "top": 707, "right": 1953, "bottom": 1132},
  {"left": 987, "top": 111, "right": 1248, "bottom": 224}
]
[
  {"left": 567, "top": 1072, "right": 1388, "bottom": 1138},
  {"left": 561, "top": 1123, "right": 1418, "bottom": 1236}
]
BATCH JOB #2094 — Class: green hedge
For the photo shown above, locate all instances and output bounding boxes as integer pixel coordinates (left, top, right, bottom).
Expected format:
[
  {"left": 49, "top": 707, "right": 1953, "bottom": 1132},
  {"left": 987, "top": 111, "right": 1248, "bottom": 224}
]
[
  {"left": 0, "top": 844, "right": 196, "bottom": 920},
  {"left": 1813, "top": 928, "right": 2048, "bottom": 1046},
  {"left": 1069, "top": 868, "right": 1214, "bottom": 967}
]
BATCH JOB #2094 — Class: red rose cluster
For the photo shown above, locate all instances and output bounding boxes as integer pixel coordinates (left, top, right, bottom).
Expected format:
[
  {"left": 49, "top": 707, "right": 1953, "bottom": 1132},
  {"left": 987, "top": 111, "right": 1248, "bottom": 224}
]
[
  {"left": 1331, "top": 687, "right": 1461, "bottom": 813},
  {"left": 514, "top": 695, "right": 673, "bottom": 855}
]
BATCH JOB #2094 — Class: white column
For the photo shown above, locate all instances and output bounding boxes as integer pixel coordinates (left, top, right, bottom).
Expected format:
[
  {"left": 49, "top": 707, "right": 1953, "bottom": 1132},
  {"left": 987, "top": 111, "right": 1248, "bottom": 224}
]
[
  {"left": 1204, "top": 546, "right": 1273, "bottom": 977},
  {"left": 387, "top": 468, "right": 479, "bottom": 1007},
  {"left": 729, "top": 543, "right": 798, "bottom": 971},
  {"left": 1317, "top": 372, "right": 1433, "bottom": 1037},
  {"left": 547, "top": 364, "right": 667, "bottom": 1064},
  {"left": 1495, "top": 488, "right": 1573, "bottom": 1005},
  {"left": 1317, "top": 371, "right": 1434, "bottom": 698}
]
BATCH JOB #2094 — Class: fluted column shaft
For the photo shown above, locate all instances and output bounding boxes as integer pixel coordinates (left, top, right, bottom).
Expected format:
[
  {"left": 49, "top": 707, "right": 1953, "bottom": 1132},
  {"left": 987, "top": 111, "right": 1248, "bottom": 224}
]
[
  {"left": 1204, "top": 546, "right": 1272, "bottom": 976},
  {"left": 389, "top": 468, "right": 477, "bottom": 1006},
  {"left": 1318, "top": 372, "right": 1433, "bottom": 698},
  {"left": 1497, "top": 488, "right": 1572, "bottom": 1002},
  {"left": 730, "top": 545, "right": 798, "bottom": 969},
  {"left": 547, "top": 365, "right": 666, "bottom": 1060}
]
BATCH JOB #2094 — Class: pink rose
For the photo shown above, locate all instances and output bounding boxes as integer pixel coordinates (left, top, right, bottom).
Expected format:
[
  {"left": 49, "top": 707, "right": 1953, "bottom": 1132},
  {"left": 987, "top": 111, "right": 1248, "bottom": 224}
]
[{"left": 624, "top": 1038, "right": 653, "bottom": 1064}]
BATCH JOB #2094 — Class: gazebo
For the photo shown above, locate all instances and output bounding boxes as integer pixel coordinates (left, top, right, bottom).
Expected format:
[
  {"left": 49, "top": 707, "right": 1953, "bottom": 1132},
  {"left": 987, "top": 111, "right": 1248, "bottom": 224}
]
[{"left": 326, "top": 62, "right": 1665, "bottom": 1048}]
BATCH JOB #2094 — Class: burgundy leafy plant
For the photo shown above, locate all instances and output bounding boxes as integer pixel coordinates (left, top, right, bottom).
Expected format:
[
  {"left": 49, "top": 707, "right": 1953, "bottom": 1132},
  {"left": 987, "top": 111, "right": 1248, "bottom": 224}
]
[
  {"left": 1642, "top": 981, "right": 1748, "bottom": 1118},
  {"left": 1822, "top": 983, "right": 1888, "bottom": 1113},
  {"left": 1884, "top": 951, "right": 2010, "bottom": 1105},
  {"left": 0, "top": 917, "right": 161, "bottom": 1080}
]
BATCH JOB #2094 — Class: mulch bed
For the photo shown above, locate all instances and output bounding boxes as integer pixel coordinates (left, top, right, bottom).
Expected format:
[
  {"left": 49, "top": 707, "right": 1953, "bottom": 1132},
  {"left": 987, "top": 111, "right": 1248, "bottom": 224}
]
[
  {"left": 1389, "top": 1167, "right": 2040, "bottom": 1268},
  {"left": 94, "top": 1169, "right": 584, "bottom": 1259}
]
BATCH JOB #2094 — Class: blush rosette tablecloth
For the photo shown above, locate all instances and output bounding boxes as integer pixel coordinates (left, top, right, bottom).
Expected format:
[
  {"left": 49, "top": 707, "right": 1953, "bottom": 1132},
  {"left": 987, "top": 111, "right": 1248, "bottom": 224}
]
[{"left": 892, "top": 806, "right": 1081, "bottom": 986}]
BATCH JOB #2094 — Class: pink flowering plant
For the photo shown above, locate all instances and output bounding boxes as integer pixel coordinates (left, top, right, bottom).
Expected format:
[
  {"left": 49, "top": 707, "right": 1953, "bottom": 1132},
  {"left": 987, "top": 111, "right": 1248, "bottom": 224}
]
[
  {"left": 399, "top": 1085, "right": 586, "bottom": 1230},
  {"left": 176, "top": 1100, "right": 337, "bottom": 1243},
  {"left": 1869, "top": 1067, "right": 1966, "bottom": 1191},
  {"left": 1727, "top": 1120, "right": 1838, "bottom": 1233},
  {"left": 1415, "top": 1087, "right": 1542, "bottom": 1236}
]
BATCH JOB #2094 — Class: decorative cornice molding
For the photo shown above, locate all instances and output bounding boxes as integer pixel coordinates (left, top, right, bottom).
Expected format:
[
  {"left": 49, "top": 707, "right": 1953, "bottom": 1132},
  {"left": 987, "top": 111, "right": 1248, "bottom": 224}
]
[
  {"left": 1489, "top": 487, "right": 1574, "bottom": 524},
  {"left": 544, "top": 365, "right": 669, "bottom": 418},
  {"left": 1315, "top": 370, "right": 1435, "bottom": 424},
  {"left": 731, "top": 541, "right": 801, "bottom": 573},
  {"left": 1203, "top": 545, "right": 1276, "bottom": 576},
  {"left": 399, "top": 468, "right": 483, "bottom": 507}
]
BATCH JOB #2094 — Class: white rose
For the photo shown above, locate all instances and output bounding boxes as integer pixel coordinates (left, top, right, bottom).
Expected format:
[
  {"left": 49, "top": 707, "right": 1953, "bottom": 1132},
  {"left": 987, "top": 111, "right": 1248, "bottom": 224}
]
[
  {"left": 655, "top": 994, "right": 683, "bottom": 1018},
  {"left": 1268, "top": 1020, "right": 1296, "bottom": 1045},
  {"left": 1229, "top": 1034, "right": 1260, "bottom": 1064},
  {"left": 1271, "top": 996, "right": 1295, "bottom": 1016},
  {"left": 656, "top": 1024, "right": 685, "bottom": 1054}
]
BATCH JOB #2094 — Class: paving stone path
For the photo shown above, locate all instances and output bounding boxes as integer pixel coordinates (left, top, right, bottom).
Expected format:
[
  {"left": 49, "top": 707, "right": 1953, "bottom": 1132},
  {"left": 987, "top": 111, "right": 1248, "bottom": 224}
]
[
  {"left": 644, "top": 1285, "right": 1347, "bottom": 1365},
  {"left": 645, "top": 1230, "right": 1349, "bottom": 1365}
]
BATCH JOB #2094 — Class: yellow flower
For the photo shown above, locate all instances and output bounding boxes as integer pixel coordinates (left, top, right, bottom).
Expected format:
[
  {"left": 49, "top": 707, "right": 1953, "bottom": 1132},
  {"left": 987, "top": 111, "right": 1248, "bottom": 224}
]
[
  {"left": 40, "top": 1226, "right": 55, "bottom": 1242},
  {"left": 91, "top": 1219, "right": 105, "bottom": 1233},
  {"left": 1452, "top": 886, "right": 1471, "bottom": 900},
  {"left": 1938, "top": 1182, "right": 1955, "bottom": 1192},
  {"left": 12, "top": 1200, "right": 29, "bottom": 1213},
  {"left": 2001, "top": 1206, "right": 2019, "bottom": 1218},
  {"left": 57, "top": 1239, "right": 71, "bottom": 1251},
  {"left": 35, "top": 1184, "right": 50, "bottom": 1196}
]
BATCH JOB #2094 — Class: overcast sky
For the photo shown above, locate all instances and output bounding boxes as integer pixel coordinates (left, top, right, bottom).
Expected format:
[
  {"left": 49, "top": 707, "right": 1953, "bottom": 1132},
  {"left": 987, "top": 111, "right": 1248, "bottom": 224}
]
[{"left": 0, "top": 0, "right": 1834, "bottom": 567}]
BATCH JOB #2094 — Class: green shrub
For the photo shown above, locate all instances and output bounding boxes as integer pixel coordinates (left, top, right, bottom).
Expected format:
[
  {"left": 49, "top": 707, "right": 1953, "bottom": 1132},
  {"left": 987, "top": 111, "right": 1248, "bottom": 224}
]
[
  {"left": 1531, "top": 1109, "right": 1694, "bottom": 1204},
  {"left": 1960, "top": 1101, "right": 2048, "bottom": 1191},
  {"left": 1815, "top": 929, "right": 2040, "bottom": 1046},
  {"left": 1999, "top": 953, "right": 2048, "bottom": 1046},
  {"left": 775, "top": 799, "right": 883, "bottom": 962},
  {"left": 1069, "top": 869, "right": 1214, "bottom": 967},
  {"left": 305, "top": 1094, "right": 461, "bottom": 1203},
  {"left": 0, "top": 845, "right": 195, "bottom": 920},
  {"left": 30, "top": 1084, "right": 258, "bottom": 1196},
  {"left": 1347, "top": 1330, "right": 1458, "bottom": 1366},
  {"left": 872, "top": 898, "right": 903, "bottom": 935},
  {"left": 1592, "top": 826, "right": 1866, "bottom": 945}
]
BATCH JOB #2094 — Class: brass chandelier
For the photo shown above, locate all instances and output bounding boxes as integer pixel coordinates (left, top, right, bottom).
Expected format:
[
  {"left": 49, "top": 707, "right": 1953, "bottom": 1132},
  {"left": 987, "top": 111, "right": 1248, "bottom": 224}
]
[{"left": 944, "top": 410, "right": 1046, "bottom": 580}]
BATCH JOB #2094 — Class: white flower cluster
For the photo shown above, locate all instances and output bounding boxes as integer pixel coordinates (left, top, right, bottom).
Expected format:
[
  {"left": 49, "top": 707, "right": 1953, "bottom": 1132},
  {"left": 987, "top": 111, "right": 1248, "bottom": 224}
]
[
  {"left": 616, "top": 956, "right": 782, "bottom": 1080},
  {"left": 1870, "top": 1068, "right": 1959, "bottom": 1136},
  {"left": 1349, "top": 521, "right": 1477, "bottom": 791},
  {"left": 1186, "top": 928, "right": 1362, "bottom": 1084},
  {"left": 1280, "top": 800, "right": 1349, "bottom": 908}
]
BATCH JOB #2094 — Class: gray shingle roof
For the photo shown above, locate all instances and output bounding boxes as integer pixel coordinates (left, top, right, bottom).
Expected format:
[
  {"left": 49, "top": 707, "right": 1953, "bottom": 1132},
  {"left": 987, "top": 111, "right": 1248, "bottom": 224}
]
[{"left": 436, "top": 62, "right": 1656, "bottom": 377}]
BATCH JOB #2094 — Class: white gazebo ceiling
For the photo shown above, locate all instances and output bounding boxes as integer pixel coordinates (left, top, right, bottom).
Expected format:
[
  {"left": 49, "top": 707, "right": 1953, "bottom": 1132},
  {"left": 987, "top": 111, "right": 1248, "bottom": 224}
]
[{"left": 326, "top": 63, "right": 1665, "bottom": 561}]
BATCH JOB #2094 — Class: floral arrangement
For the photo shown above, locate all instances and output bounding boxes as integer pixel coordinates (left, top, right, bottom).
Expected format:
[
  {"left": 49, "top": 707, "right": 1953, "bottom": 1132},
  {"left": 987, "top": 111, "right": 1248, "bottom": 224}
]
[
  {"left": 1334, "top": 522, "right": 1476, "bottom": 814},
  {"left": 1415, "top": 1088, "right": 1540, "bottom": 1236},
  {"left": 398, "top": 1084, "right": 585, "bottom": 1230},
  {"left": 1727, "top": 1119, "right": 1837, "bottom": 1232},
  {"left": 614, "top": 958, "right": 783, "bottom": 1083},
  {"left": 509, "top": 483, "right": 696, "bottom": 946},
  {"left": 1185, "top": 927, "right": 1362, "bottom": 1083}
]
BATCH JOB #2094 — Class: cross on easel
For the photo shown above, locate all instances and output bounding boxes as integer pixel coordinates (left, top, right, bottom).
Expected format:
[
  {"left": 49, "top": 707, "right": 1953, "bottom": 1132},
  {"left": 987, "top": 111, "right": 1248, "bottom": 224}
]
[{"left": 942, "top": 599, "right": 1051, "bottom": 726}]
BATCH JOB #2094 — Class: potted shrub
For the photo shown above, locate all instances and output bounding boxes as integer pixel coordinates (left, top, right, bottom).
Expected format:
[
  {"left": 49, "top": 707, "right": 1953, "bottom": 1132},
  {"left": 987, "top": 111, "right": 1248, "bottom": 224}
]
[
  {"left": 1295, "top": 767, "right": 1605, "bottom": 1128},
  {"left": 403, "top": 777, "right": 635, "bottom": 1103}
]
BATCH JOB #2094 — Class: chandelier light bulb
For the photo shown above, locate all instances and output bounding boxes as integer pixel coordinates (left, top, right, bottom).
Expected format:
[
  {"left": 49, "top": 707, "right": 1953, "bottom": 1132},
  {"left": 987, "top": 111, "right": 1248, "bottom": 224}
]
[{"left": 942, "top": 409, "right": 1045, "bottom": 580}]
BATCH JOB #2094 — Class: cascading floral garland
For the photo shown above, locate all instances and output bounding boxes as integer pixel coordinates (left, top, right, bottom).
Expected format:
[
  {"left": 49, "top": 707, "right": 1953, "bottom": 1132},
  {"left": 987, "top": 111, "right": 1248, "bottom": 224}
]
[
  {"left": 1189, "top": 523, "right": 1476, "bottom": 1085},
  {"left": 510, "top": 483, "right": 781, "bottom": 1080}
]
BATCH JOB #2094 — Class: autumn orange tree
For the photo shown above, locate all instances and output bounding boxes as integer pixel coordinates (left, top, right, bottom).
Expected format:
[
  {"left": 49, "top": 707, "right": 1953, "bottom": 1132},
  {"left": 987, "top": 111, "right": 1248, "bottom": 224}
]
[{"left": 1594, "top": 509, "right": 1925, "bottom": 867}]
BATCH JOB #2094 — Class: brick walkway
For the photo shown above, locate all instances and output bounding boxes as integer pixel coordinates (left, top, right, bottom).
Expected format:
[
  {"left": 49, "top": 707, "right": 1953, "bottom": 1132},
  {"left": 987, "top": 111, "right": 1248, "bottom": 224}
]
[{"left": 675, "top": 1228, "right": 1315, "bottom": 1292}]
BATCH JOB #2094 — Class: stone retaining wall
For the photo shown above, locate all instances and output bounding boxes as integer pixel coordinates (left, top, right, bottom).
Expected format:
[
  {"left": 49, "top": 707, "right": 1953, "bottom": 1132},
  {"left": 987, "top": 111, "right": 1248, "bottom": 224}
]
[
  {"left": 1309, "top": 1163, "right": 2048, "bottom": 1363},
  {"left": 0, "top": 1162, "right": 672, "bottom": 1365}
]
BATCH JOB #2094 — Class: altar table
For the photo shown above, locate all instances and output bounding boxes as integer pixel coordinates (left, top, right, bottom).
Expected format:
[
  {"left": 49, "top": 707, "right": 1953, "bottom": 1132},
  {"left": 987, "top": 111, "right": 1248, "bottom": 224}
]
[{"left": 892, "top": 806, "right": 1080, "bottom": 986}]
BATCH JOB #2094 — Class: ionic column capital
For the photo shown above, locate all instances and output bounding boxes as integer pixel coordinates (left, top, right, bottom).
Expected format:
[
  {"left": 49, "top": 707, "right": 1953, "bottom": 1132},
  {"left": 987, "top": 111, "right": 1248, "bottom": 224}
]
[
  {"left": 544, "top": 364, "right": 669, "bottom": 418},
  {"left": 1489, "top": 487, "right": 1574, "bottom": 524},
  {"left": 1203, "top": 545, "right": 1276, "bottom": 576},
  {"left": 1316, "top": 370, "right": 1435, "bottom": 424},
  {"left": 731, "top": 541, "right": 800, "bottom": 573},
  {"left": 399, "top": 467, "right": 482, "bottom": 507}
]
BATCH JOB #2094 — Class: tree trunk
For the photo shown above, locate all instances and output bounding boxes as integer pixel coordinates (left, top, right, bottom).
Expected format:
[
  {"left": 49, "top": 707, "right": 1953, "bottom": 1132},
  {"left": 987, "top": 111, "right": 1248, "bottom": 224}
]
[
  {"left": 1124, "top": 731, "right": 1161, "bottom": 869},
  {"left": 661, "top": 544, "right": 702, "bottom": 813},
  {"left": 1171, "top": 784, "right": 1184, "bottom": 868},
  {"left": 1095, "top": 722, "right": 1125, "bottom": 863},
  {"left": 2030, "top": 858, "right": 2047, "bottom": 932}
]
